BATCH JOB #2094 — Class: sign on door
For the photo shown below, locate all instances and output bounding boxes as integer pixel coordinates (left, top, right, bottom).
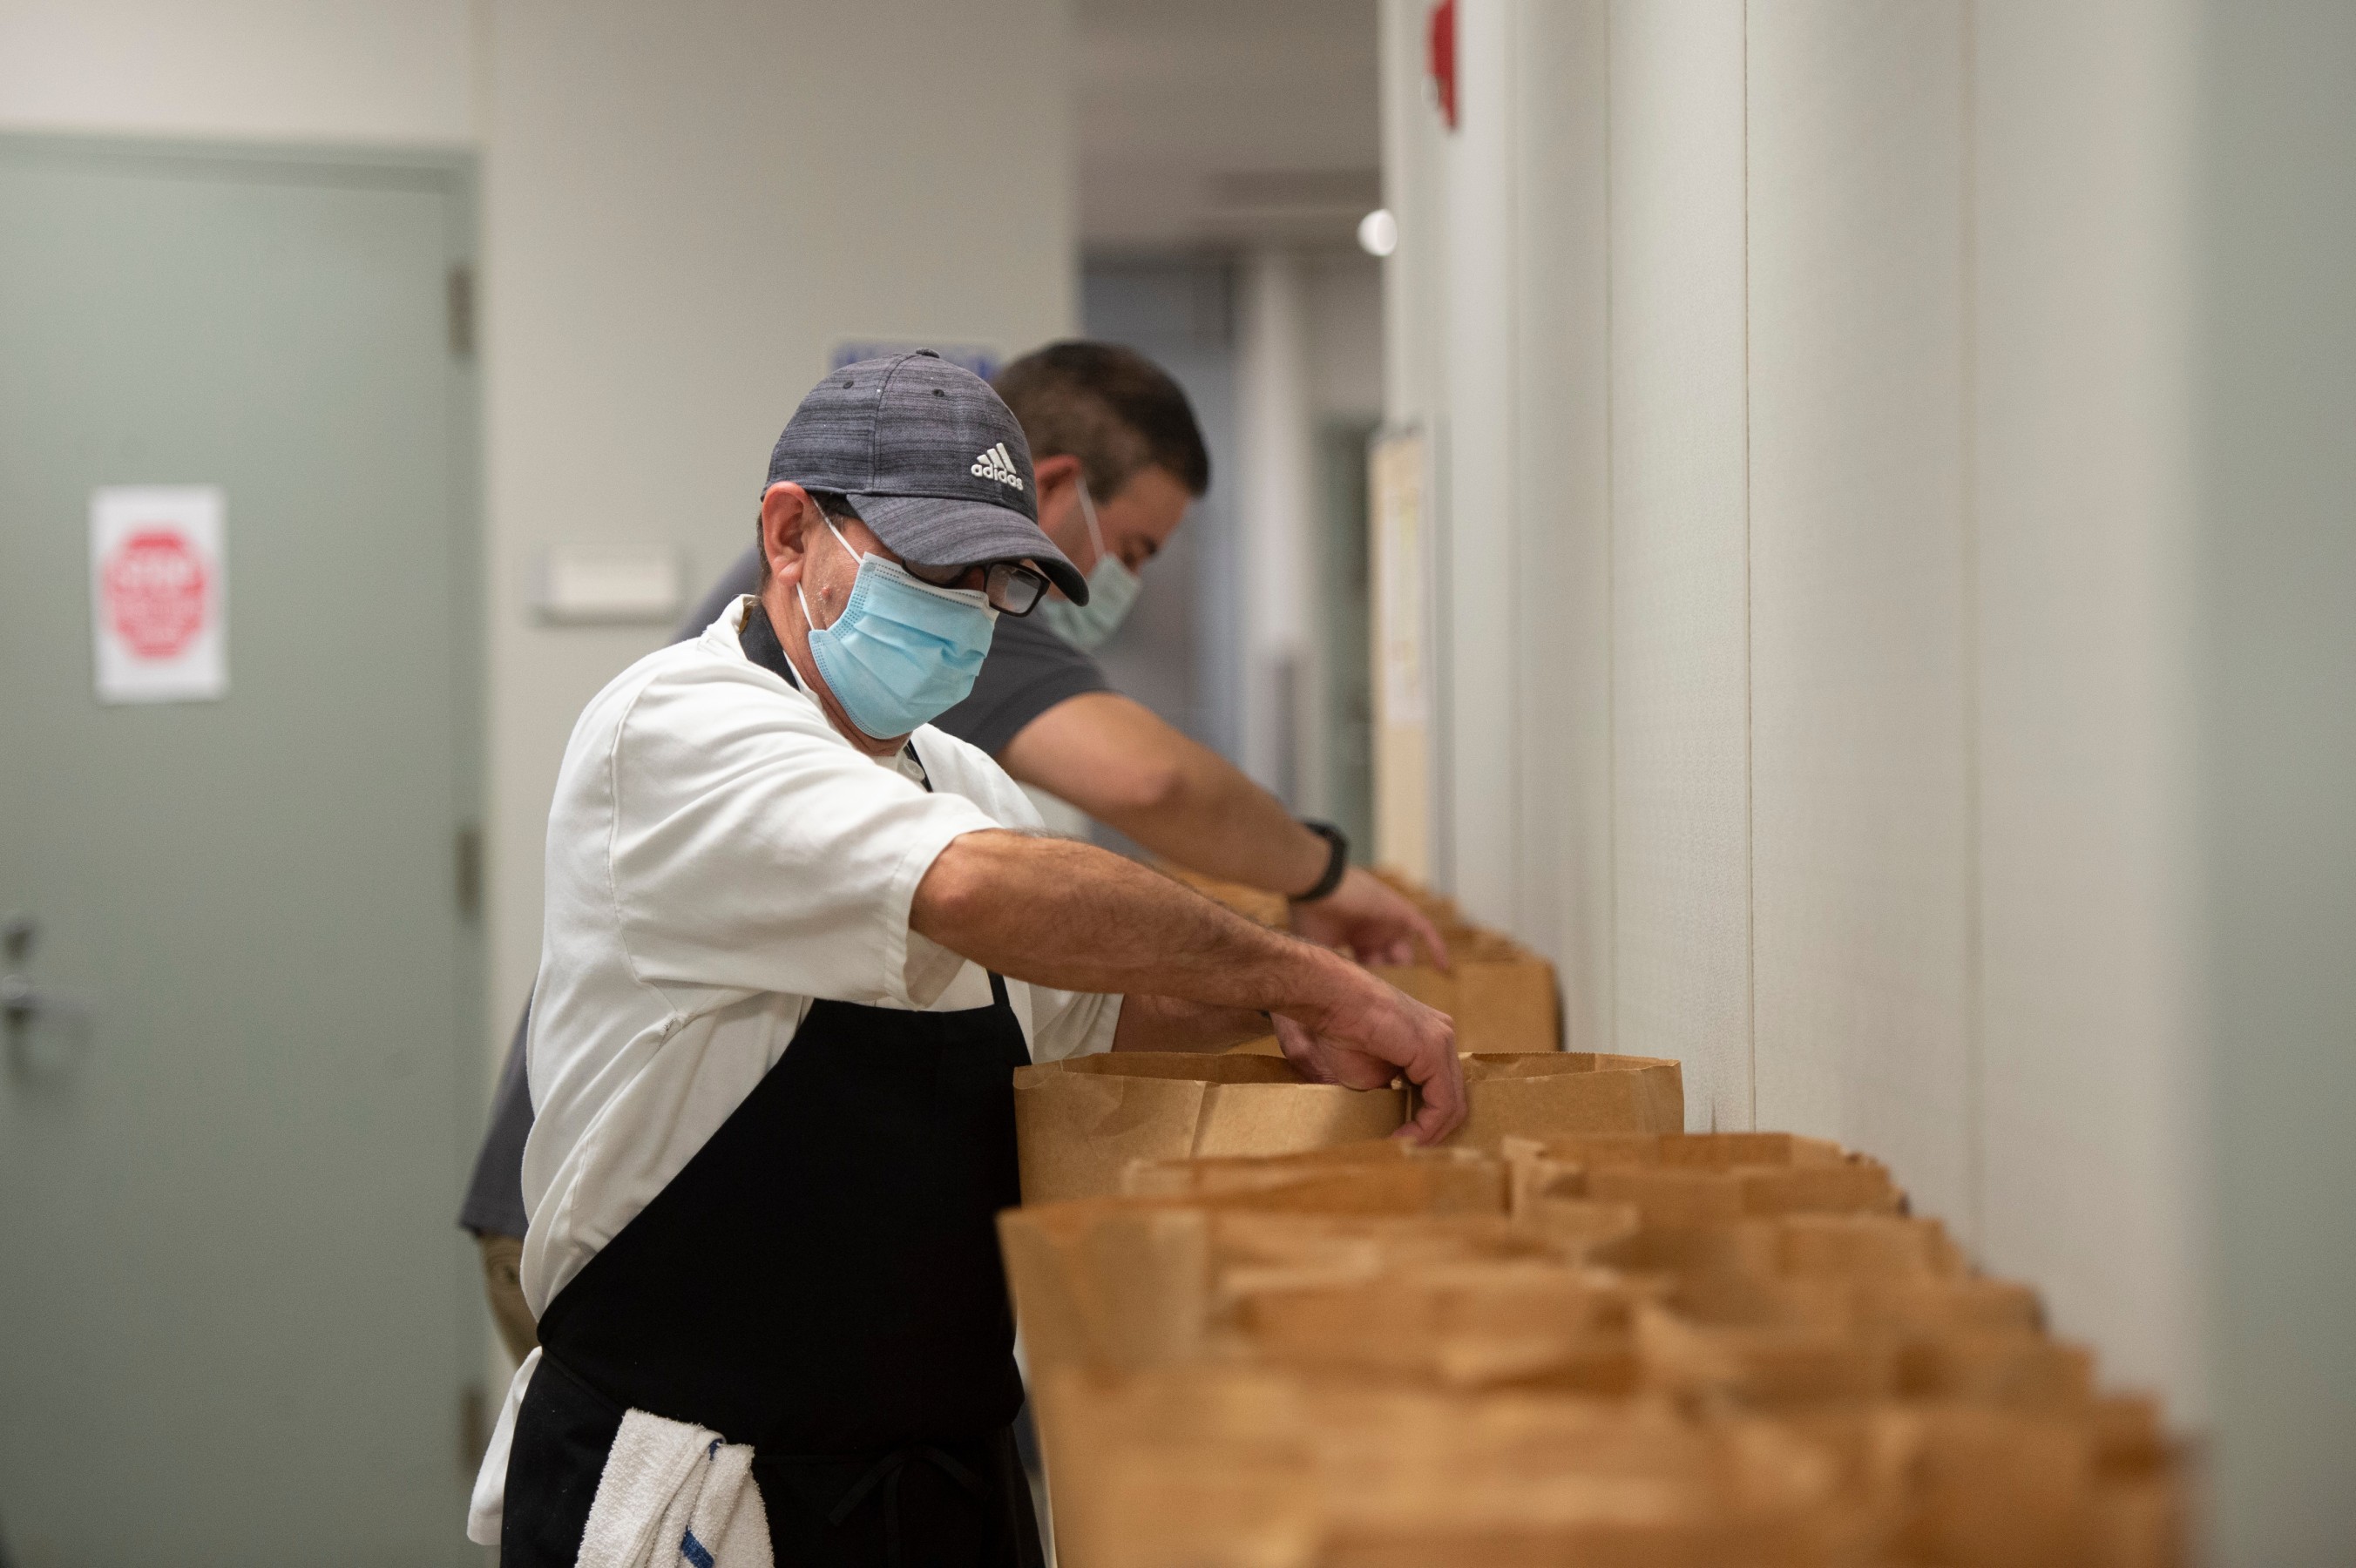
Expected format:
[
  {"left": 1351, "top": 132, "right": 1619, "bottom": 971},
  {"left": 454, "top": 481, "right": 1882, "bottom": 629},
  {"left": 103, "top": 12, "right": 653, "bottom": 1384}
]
[{"left": 90, "top": 486, "right": 227, "bottom": 703}]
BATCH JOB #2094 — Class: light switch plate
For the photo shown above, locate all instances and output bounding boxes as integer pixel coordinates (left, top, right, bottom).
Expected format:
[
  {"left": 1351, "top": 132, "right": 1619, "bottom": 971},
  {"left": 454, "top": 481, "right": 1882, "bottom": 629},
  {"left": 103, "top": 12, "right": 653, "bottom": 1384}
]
[{"left": 533, "top": 545, "right": 683, "bottom": 625}]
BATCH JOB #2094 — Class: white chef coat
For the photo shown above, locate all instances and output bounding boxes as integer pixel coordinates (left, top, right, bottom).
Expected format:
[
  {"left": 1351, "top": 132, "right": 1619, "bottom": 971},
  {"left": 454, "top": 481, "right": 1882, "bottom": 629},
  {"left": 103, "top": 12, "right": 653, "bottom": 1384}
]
[{"left": 517, "top": 595, "right": 1120, "bottom": 1317}]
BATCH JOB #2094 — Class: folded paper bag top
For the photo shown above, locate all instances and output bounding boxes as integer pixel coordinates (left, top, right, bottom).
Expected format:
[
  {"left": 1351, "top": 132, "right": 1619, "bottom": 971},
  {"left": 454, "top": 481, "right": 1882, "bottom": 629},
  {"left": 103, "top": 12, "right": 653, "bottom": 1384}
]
[
  {"left": 1013, "top": 1052, "right": 1409, "bottom": 1205},
  {"left": 1443, "top": 1051, "right": 1687, "bottom": 1154}
]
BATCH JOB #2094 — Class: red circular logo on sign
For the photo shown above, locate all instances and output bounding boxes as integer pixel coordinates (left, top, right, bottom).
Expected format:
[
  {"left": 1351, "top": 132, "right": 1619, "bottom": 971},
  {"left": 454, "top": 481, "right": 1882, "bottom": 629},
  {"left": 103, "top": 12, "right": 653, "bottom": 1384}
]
[{"left": 105, "top": 528, "right": 210, "bottom": 659}]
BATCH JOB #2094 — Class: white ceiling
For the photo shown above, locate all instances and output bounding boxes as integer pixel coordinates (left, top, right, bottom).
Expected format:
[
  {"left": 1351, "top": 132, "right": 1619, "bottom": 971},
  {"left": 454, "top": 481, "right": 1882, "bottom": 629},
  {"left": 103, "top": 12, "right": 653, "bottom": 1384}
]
[{"left": 1075, "top": 0, "right": 1381, "bottom": 253}]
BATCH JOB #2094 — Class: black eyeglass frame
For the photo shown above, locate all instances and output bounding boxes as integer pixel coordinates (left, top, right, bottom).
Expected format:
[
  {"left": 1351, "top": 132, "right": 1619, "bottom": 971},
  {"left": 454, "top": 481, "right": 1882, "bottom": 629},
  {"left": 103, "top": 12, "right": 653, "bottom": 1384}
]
[{"left": 904, "top": 557, "right": 1050, "bottom": 616}]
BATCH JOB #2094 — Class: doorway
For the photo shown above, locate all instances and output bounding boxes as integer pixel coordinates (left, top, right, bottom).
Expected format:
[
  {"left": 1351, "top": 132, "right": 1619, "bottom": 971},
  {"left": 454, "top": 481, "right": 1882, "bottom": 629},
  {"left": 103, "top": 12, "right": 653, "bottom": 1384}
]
[{"left": 0, "top": 135, "right": 481, "bottom": 1565}]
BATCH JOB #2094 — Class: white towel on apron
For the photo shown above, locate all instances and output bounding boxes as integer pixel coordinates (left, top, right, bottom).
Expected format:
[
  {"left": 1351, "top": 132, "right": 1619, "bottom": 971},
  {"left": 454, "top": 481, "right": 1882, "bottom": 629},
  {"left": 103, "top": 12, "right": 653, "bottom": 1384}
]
[
  {"left": 577, "top": 1406, "right": 772, "bottom": 1568},
  {"left": 464, "top": 1348, "right": 771, "bottom": 1566}
]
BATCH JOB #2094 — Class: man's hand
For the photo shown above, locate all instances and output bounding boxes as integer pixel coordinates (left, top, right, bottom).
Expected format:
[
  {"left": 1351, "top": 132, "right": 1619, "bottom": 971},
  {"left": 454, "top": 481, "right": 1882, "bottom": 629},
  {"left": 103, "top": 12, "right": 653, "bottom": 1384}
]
[
  {"left": 1271, "top": 970, "right": 1465, "bottom": 1145},
  {"left": 1289, "top": 866, "right": 1451, "bottom": 970}
]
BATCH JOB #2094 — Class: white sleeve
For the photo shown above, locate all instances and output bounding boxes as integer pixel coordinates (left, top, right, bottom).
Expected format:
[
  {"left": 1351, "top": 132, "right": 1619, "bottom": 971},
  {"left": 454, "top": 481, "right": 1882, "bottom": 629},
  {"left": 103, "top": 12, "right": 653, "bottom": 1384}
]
[
  {"left": 607, "top": 670, "right": 1002, "bottom": 1008},
  {"left": 1026, "top": 985, "right": 1121, "bottom": 1063}
]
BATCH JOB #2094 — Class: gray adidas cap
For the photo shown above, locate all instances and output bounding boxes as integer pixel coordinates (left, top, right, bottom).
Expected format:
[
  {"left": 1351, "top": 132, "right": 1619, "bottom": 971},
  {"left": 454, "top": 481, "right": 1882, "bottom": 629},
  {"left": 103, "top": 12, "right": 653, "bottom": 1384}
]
[{"left": 765, "top": 350, "right": 1088, "bottom": 604}]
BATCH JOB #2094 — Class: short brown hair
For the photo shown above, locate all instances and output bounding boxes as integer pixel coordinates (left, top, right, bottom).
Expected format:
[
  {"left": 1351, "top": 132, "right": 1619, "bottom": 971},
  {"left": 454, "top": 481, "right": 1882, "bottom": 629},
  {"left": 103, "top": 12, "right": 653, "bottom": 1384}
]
[{"left": 992, "top": 341, "right": 1211, "bottom": 500}]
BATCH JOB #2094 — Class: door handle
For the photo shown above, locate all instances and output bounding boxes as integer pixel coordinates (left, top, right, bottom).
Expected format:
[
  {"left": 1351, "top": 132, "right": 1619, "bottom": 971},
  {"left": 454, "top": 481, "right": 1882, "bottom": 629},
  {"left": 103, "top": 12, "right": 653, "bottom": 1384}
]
[
  {"left": 3, "top": 914, "right": 37, "bottom": 1024},
  {"left": 2, "top": 915, "right": 87, "bottom": 1077},
  {"left": 2, "top": 971, "right": 48, "bottom": 1026}
]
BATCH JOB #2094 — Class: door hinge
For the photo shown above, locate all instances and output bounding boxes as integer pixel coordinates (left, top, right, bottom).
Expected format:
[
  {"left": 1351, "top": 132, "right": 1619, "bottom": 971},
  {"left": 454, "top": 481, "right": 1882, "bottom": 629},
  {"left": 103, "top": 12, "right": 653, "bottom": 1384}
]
[
  {"left": 447, "top": 264, "right": 476, "bottom": 359},
  {"left": 456, "top": 825, "right": 484, "bottom": 921}
]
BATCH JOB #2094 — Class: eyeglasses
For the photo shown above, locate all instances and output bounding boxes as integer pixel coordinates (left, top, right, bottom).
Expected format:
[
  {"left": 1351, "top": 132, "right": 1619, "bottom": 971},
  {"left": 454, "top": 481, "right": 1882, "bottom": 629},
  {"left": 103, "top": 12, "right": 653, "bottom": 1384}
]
[{"left": 904, "top": 557, "right": 1050, "bottom": 615}]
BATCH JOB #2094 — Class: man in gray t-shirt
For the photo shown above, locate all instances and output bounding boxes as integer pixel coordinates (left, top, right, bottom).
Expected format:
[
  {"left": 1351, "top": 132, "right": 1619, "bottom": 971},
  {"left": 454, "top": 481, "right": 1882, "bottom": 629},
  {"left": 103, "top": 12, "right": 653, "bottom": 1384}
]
[{"left": 462, "top": 342, "right": 1449, "bottom": 1357}]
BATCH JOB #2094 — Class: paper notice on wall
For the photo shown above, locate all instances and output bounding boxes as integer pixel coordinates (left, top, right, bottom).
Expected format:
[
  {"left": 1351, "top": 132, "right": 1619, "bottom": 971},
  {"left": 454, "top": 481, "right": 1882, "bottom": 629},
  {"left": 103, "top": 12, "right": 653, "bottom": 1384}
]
[
  {"left": 1369, "top": 429, "right": 1428, "bottom": 726},
  {"left": 90, "top": 486, "right": 227, "bottom": 704}
]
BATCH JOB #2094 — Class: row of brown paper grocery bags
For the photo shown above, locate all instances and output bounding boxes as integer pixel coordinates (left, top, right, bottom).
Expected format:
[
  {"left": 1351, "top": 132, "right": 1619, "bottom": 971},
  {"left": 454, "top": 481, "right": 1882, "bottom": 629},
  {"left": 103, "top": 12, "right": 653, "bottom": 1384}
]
[
  {"left": 1159, "top": 865, "right": 1565, "bottom": 1056},
  {"left": 999, "top": 1132, "right": 2188, "bottom": 1568},
  {"left": 1014, "top": 1049, "right": 1686, "bottom": 1205}
]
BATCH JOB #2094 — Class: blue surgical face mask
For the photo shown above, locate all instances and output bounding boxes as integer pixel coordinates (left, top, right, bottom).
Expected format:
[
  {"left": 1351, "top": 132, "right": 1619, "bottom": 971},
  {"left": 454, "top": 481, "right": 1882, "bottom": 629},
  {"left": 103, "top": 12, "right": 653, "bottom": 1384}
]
[
  {"left": 1036, "top": 476, "right": 1141, "bottom": 652},
  {"left": 798, "top": 515, "right": 998, "bottom": 738}
]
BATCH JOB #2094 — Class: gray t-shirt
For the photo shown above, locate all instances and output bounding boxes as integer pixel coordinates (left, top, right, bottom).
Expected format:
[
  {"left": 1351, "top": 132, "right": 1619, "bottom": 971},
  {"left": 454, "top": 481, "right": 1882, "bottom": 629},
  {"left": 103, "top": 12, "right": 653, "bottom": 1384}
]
[{"left": 457, "top": 544, "right": 1109, "bottom": 1237}]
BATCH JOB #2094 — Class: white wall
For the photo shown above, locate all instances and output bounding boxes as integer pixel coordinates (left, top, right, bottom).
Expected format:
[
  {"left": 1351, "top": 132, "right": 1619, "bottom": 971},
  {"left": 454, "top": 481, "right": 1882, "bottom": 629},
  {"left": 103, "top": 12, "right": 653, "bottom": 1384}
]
[
  {"left": 1971, "top": 0, "right": 2204, "bottom": 1432},
  {"left": 3, "top": 0, "right": 1078, "bottom": 1094},
  {"left": 1380, "top": 0, "right": 2205, "bottom": 1423},
  {"left": 0, "top": 0, "right": 476, "bottom": 145},
  {"left": 478, "top": 0, "right": 1075, "bottom": 1063},
  {"left": 1607, "top": 1, "right": 1751, "bottom": 1133}
]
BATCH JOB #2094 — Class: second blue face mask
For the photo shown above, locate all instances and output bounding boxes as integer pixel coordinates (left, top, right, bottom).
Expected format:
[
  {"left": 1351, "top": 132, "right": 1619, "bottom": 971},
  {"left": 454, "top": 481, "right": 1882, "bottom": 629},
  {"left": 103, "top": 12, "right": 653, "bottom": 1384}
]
[
  {"left": 799, "top": 515, "right": 998, "bottom": 739},
  {"left": 1035, "top": 476, "right": 1141, "bottom": 652}
]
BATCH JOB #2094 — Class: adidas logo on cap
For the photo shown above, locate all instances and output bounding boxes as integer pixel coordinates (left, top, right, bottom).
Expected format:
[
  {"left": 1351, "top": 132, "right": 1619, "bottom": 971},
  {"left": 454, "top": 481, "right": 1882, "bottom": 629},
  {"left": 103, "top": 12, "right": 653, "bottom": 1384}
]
[{"left": 971, "top": 443, "right": 1025, "bottom": 491}]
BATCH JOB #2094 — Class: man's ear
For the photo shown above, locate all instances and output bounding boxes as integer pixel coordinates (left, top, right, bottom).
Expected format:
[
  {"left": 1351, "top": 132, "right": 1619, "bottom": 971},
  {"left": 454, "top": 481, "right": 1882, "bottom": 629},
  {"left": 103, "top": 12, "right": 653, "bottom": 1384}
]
[
  {"left": 760, "top": 483, "right": 816, "bottom": 585},
  {"left": 1031, "top": 454, "right": 1085, "bottom": 543}
]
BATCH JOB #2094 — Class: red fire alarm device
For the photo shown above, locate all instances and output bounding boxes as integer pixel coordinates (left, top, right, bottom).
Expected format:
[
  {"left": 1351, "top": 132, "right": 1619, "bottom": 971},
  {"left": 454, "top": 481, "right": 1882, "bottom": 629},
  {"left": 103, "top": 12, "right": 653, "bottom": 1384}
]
[{"left": 1427, "top": 0, "right": 1458, "bottom": 129}]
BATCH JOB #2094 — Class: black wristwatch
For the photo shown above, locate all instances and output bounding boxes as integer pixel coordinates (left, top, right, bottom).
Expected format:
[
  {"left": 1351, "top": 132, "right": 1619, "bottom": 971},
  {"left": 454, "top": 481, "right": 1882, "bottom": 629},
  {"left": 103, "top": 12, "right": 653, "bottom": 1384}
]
[{"left": 1290, "top": 821, "right": 1351, "bottom": 903}]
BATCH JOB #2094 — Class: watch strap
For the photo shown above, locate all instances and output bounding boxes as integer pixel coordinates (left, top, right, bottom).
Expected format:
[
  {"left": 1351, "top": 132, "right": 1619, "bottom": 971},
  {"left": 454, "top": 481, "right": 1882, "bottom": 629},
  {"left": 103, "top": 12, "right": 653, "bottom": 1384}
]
[{"left": 1290, "top": 821, "right": 1350, "bottom": 903}]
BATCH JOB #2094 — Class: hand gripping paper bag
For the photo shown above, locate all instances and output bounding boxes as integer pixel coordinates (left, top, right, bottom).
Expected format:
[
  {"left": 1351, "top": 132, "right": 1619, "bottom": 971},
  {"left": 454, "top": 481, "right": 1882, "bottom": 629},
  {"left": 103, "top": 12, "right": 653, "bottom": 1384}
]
[
  {"left": 1223, "top": 963, "right": 1561, "bottom": 1060},
  {"left": 1014, "top": 1052, "right": 1408, "bottom": 1204},
  {"left": 1372, "top": 936, "right": 1564, "bottom": 1056}
]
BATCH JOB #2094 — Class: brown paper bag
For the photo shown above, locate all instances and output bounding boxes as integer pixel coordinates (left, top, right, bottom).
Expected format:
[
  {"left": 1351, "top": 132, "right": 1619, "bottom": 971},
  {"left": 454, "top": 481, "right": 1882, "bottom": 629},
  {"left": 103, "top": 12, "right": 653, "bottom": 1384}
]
[
  {"left": 1846, "top": 1276, "right": 2045, "bottom": 1335},
  {"left": 1635, "top": 1300, "right": 1902, "bottom": 1409},
  {"left": 1506, "top": 1130, "right": 1849, "bottom": 1173},
  {"left": 1581, "top": 1159, "right": 1901, "bottom": 1227},
  {"left": 1004, "top": 1189, "right": 1523, "bottom": 1383},
  {"left": 1014, "top": 1051, "right": 1407, "bottom": 1203},
  {"left": 2088, "top": 1396, "right": 2190, "bottom": 1568},
  {"left": 999, "top": 1200, "right": 1213, "bottom": 1381},
  {"left": 1588, "top": 1220, "right": 1788, "bottom": 1281},
  {"left": 1772, "top": 1213, "right": 1964, "bottom": 1279},
  {"left": 1301, "top": 1384, "right": 1867, "bottom": 1568},
  {"left": 1121, "top": 1162, "right": 1509, "bottom": 1221},
  {"left": 1373, "top": 949, "right": 1562, "bottom": 1055},
  {"left": 1897, "top": 1332, "right": 2095, "bottom": 1409},
  {"left": 1445, "top": 1052, "right": 1686, "bottom": 1152},
  {"left": 1514, "top": 1196, "right": 1647, "bottom": 1260},
  {"left": 1865, "top": 1404, "right": 2103, "bottom": 1568},
  {"left": 1208, "top": 1211, "right": 1543, "bottom": 1288},
  {"left": 1038, "top": 1363, "right": 1322, "bottom": 1568},
  {"left": 1121, "top": 1140, "right": 1506, "bottom": 1213},
  {"left": 1854, "top": 1398, "right": 2189, "bottom": 1568},
  {"left": 1236, "top": 1260, "right": 1645, "bottom": 1394}
]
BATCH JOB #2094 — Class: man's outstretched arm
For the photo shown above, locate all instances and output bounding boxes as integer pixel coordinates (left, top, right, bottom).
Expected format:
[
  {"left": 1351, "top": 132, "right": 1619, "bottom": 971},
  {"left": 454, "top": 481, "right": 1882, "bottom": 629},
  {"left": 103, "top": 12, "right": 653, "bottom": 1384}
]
[
  {"left": 999, "top": 692, "right": 1450, "bottom": 967},
  {"left": 911, "top": 830, "right": 1464, "bottom": 1144}
]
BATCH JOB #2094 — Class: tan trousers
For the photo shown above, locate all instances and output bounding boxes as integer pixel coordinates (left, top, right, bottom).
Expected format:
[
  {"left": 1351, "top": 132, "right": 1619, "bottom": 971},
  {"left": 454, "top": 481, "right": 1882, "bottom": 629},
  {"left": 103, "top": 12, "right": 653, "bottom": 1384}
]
[{"left": 476, "top": 1231, "right": 539, "bottom": 1363}]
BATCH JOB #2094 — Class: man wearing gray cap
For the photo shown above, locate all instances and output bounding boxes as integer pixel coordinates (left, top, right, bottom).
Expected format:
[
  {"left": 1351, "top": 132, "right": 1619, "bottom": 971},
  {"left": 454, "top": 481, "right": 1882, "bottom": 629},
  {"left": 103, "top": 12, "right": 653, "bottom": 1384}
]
[
  {"left": 471, "top": 353, "right": 1461, "bottom": 1567},
  {"left": 457, "top": 342, "right": 1450, "bottom": 1362}
]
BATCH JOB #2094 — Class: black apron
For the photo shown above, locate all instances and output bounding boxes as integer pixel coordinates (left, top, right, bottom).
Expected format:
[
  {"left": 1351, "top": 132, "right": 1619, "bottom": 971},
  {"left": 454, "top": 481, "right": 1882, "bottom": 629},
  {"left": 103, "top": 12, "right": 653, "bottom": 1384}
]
[{"left": 501, "top": 603, "right": 1044, "bottom": 1568}]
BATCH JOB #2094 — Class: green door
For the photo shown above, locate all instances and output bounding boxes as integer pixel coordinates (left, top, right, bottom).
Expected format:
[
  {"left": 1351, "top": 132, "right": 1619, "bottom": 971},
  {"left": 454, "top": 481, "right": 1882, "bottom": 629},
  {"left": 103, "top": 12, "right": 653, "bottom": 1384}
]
[{"left": 0, "top": 136, "right": 479, "bottom": 1565}]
